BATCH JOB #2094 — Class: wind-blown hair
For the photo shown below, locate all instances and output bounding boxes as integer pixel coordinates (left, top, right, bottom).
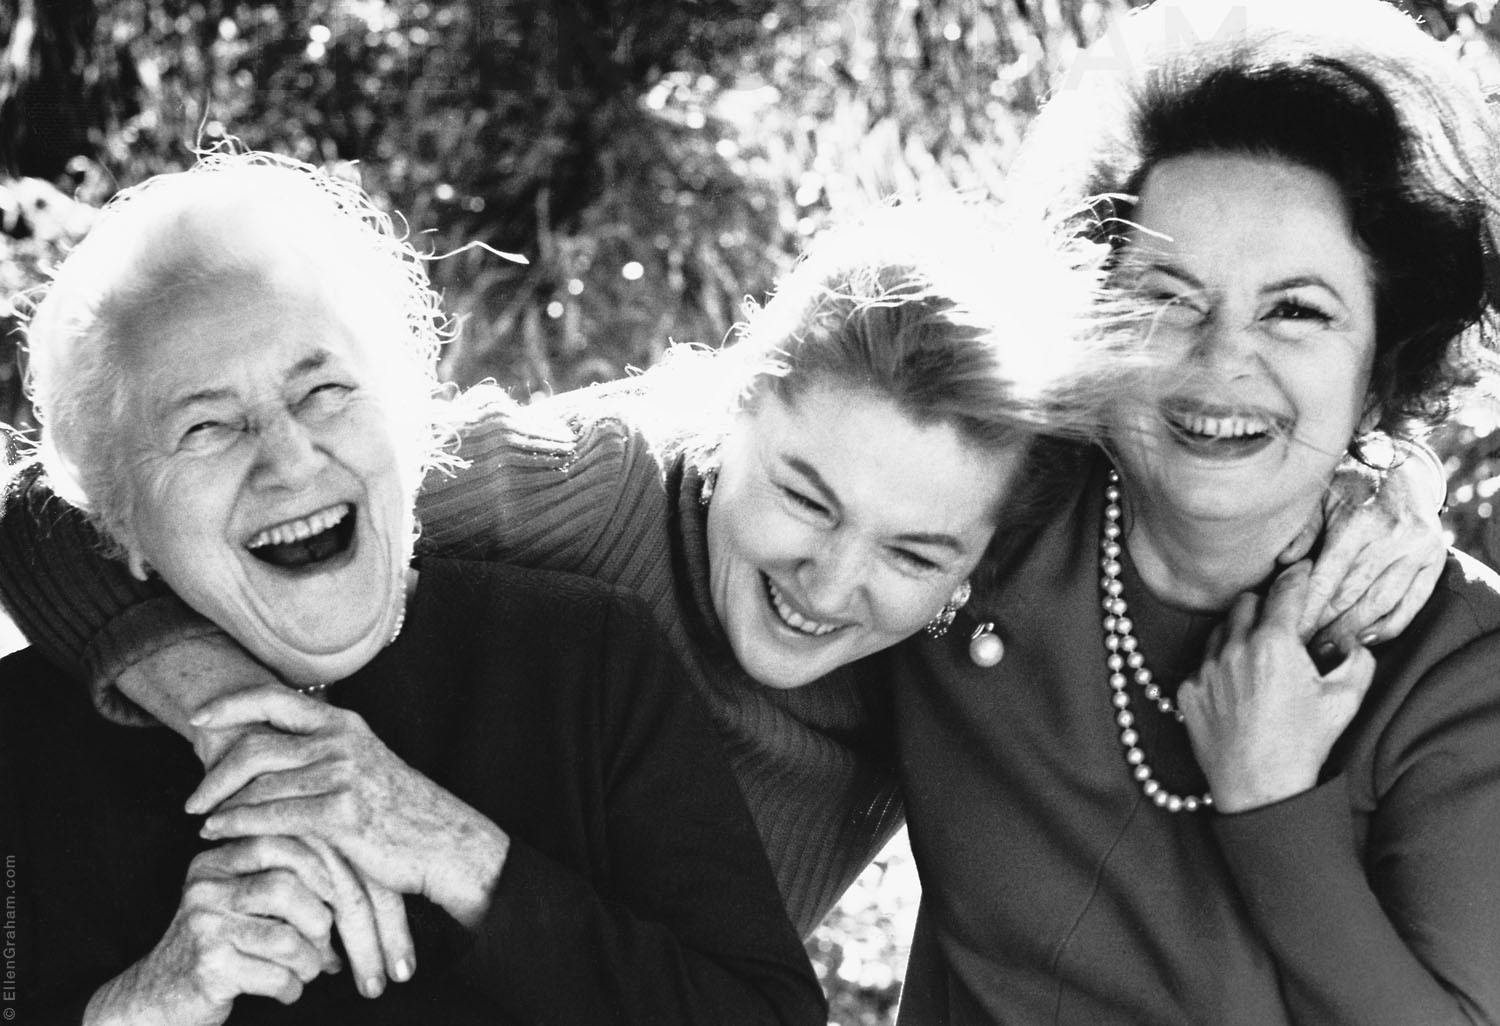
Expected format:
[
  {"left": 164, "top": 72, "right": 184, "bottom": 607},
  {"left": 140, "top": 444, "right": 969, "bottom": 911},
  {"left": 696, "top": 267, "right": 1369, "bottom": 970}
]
[
  {"left": 23, "top": 148, "right": 458, "bottom": 550},
  {"left": 1008, "top": 0, "right": 1500, "bottom": 433},
  {"left": 569, "top": 197, "right": 1147, "bottom": 522}
]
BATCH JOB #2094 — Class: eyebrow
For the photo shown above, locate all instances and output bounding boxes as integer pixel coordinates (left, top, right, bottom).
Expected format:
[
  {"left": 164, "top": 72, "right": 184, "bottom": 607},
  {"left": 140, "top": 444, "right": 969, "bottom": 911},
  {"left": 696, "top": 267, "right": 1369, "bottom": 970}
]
[
  {"left": 1138, "top": 263, "right": 1349, "bottom": 305},
  {"left": 782, "top": 454, "right": 965, "bottom": 551},
  {"left": 162, "top": 351, "right": 334, "bottom": 415}
]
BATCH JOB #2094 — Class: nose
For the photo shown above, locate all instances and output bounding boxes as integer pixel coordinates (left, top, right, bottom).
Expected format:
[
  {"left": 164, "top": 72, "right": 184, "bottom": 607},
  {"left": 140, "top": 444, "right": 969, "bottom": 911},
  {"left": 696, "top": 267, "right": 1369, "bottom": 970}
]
[
  {"left": 796, "top": 533, "right": 868, "bottom": 616},
  {"left": 1189, "top": 313, "right": 1258, "bottom": 374},
  {"left": 250, "top": 410, "right": 323, "bottom": 489}
]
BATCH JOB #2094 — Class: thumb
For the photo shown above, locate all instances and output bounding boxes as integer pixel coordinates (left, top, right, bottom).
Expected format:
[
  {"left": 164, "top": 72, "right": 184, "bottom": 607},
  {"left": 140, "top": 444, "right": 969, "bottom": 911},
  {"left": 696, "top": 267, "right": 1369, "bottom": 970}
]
[
  {"left": 1263, "top": 560, "right": 1313, "bottom": 637},
  {"left": 1322, "top": 643, "right": 1376, "bottom": 699},
  {"left": 1278, "top": 509, "right": 1320, "bottom": 566},
  {"left": 190, "top": 683, "right": 330, "bottom": 734}
]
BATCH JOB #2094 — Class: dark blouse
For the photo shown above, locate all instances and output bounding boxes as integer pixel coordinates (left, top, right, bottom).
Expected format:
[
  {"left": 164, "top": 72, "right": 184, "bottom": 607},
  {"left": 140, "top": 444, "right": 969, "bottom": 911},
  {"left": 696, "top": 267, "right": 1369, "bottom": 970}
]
[
  {"left": 1, "top": 559, "right": 825, "bottom": 1025},
  {"left": 892, "top": 456, "right": 1500, "bottom": 1025}
]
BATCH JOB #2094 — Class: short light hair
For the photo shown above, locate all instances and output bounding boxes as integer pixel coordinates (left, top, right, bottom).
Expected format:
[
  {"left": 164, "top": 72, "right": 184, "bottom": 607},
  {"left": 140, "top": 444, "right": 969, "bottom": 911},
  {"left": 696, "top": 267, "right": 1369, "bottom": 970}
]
[
  {"left": 571, "top": 197, "right": 1145, "bottom": 501},
  {"left": 24, "top": 148, "right": 458, "bottom": 551}
]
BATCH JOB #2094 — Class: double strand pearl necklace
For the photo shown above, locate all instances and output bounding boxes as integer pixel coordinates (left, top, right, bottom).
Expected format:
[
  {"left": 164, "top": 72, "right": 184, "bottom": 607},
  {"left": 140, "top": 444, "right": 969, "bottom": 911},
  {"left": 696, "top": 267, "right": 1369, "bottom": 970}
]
[{"left": 1101, "top": 471, "right": 1213, "bottom": 813}]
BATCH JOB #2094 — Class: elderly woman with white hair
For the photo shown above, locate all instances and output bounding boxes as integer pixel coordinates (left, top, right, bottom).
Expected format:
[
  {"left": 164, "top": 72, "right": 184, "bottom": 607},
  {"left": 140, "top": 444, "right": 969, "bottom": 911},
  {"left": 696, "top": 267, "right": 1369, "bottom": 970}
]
[{"left": 1, "top": 152, "right": 827, "bottom": 1025}]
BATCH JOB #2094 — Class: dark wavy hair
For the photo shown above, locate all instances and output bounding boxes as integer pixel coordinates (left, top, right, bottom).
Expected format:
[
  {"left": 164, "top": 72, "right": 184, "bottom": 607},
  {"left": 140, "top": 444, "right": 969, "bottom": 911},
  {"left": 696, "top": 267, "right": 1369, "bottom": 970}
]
[{"left": 1010, "top": 0, "right": 1500, "bottom": 434}]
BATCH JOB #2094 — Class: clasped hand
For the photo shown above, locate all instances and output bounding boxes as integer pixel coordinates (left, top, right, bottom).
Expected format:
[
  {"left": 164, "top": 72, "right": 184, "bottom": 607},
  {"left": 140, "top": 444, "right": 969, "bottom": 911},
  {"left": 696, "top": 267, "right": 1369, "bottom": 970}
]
[
  {"left": 1178, "top": 562, "right": 1377, "bottom": 814},
  {"left": 183, "top": 688, "right": 507, "bottom": 1001}
]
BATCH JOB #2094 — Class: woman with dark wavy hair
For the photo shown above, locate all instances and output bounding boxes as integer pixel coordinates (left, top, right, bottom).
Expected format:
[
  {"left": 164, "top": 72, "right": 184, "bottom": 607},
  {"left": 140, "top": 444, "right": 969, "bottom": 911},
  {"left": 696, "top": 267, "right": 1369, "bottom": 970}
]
[{"left": 892, "top": 2, "right": 1500, "bottom": 1023}]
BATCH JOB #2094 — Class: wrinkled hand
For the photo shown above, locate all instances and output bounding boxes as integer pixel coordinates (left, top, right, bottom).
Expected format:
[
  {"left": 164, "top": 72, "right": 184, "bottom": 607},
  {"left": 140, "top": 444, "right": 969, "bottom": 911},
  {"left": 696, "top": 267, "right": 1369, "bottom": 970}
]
[
  {"left": 1279, "top": 453, "right": 1445, "bottom": 651},
  {"left": 1179, "top": 562, "right": 1376, "bottom": 814},
  {"left": 84, "top": 837, "right": 340, "bottom": 1026},
  {"left": 188, "top": 686, "right": 509, "bottom": 929}
]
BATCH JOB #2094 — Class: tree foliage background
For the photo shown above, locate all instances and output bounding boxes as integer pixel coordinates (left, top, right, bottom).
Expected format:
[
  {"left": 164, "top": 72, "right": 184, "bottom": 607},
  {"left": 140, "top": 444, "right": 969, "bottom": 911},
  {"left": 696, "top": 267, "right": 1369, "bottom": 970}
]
[{"left": 4, "top": 1, "right": 1500, "bottom": 1022}]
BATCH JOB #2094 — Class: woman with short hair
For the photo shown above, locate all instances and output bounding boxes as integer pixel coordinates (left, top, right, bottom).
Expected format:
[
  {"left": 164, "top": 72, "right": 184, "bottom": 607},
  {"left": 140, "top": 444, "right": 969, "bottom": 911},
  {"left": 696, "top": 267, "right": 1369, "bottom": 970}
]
[{"left": 3, "top": 153, "right": 829, "bottom": 1024}]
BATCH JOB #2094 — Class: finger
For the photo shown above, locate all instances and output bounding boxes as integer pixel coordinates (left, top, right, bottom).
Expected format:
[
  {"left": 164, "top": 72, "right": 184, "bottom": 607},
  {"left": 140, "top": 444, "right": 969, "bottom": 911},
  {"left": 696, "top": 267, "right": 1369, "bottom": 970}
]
[
  {"left": 367, "top": 879, "right": 416, "bottom": 984},
  {"left": 1221, "top": 589, "right": 1261, "bottom": 643},
  {"left": 1260, "top": 560, "right": 1312, "bottom": 636},
  {"left": 202, "top": 796, "right": 329, "bottom": 843},
  {"left": 210, "top": 764, "right": 341, "bottom": 816},
  {"left": 192, "top": 837, "right": 335, "bottom": 896},
  {"left": 1321, "top": 643, "right": 1376, "bottom": 699},
  {"left": 1299, "top": 530, "right": 1375, "bottom": 638},
  {"left": 203, "top": 950, "right": 308, "bottom": 1006},
  {"left": 187, "top": 732, "right": 331, "bottom": 815},
  {"left": 1176, "top": 675, "right": 1203, "bottom": 717},
  {"left": 190, "top": 684, "right": 334, "bottom": 734},
  {"left": 190, "top": 838, "right": 343, "bottom": 973},
  {"left": 227, "top": 914, "right": 327, "bottom": 986},
  {"left": 230, "top": 870, "right": 336, "bottom": 962},
  {"left": 1318, "top": 556, "right": 1440, "bottom": 649},
  {"left": 307, "top": 838, "right": 389, "bottom": 999},
  {"left": 1310, "top": 556, "right": 1422, "bottom": 649},
  {"left": 193, "top": 721, "right": 267, "bottom": 773},
  {"left": 1276, "top": 509, "right": 1320, "bottom": 565}
]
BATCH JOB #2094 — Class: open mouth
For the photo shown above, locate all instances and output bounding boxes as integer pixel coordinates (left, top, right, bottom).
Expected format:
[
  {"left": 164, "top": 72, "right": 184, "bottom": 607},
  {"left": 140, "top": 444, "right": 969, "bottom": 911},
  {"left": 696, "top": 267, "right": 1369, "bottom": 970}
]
[
  {"left": 246, "top": 503, "right": 356, "bottom": 569},
  {"left": 1160, "top": 400, "right": 1287, "bottom": 455},
  {"left": 762, "top": 574, "right": 844, "bottom": 638}
]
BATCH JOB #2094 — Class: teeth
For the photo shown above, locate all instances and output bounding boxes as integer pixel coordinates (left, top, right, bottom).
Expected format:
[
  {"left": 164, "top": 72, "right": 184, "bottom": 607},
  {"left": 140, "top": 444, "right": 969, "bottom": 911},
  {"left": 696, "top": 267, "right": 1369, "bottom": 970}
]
[
  {"left": 765, "top": 578, "right": 842, "bottom": 637},
  {"left": 1177, "top": 412, "right": 1272, "bottom": 439},
  {"left": 247, "top": 503, "right": 351, "bottom": 550}
]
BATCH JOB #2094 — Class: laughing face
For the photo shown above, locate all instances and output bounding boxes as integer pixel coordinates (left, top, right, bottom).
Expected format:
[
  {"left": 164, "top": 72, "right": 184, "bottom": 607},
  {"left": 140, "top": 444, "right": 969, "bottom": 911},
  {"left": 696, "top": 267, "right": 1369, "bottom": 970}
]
[
  {"left": 706, "top": 382, "right": 1021, "bottom": 690},
  {"left": 1110, "top": 153, "right": 1378, "bottom": 536},
  {"left": 112, "top": 269, "right": 415, "bottom": 687}
]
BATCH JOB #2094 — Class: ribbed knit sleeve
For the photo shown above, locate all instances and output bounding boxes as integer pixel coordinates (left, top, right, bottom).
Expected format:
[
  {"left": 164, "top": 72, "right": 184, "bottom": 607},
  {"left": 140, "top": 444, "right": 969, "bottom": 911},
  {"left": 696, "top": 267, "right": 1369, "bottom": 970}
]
[
  {"left": 415, "top": 400, "right": 635, "bottom": 574},
  {"left": 0, "top": 460, "right": 204, "bottom": 724}
]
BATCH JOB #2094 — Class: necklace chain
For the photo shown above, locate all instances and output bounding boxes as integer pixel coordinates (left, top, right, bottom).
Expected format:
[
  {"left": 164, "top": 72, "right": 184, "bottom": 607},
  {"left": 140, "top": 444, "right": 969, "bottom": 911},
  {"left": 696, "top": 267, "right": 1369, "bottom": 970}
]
[
  {"left": 293, "top": 590, "right": 410, "bottom": 697},
  {"left": 1101, "top": 471, "right": 1212, "bottom": 814}
]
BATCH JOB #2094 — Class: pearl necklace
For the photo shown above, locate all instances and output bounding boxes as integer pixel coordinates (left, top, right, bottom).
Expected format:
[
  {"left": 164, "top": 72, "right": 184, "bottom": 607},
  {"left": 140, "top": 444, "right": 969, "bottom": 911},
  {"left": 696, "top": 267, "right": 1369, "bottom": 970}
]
[{"left": 1101, "top": 471, "right": 1212, "bottom": 813}]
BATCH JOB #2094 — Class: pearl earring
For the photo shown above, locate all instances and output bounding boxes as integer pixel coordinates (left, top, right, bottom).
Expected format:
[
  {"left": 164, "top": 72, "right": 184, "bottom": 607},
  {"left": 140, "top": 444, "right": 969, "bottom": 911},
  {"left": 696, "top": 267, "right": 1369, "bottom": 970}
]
[{"left": 968, "top": 622, "right": 1004, "bottom": 668}]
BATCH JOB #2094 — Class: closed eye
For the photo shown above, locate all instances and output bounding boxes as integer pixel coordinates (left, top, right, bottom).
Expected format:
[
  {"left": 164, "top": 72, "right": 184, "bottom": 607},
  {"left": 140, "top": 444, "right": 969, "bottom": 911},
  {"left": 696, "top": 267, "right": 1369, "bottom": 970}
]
[
  {"left": 782, "top": 486, "right": 830, "bottom": 516},
  {"left": 891, "top": 548, "right": 941, "bottom": 572},
  {"left": 297, "top": 381, "right": 355, "bottom": 417},
  {"left": 178, "top": 419, "right": 243, "bottom": 452}
]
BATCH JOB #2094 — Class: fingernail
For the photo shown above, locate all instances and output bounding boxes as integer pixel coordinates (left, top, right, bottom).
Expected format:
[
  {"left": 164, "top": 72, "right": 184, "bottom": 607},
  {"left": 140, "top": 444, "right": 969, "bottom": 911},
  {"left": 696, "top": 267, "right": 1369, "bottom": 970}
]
[
  {"left": 200, "top": 818, "right": 221, "bottom": 838},
  {"left": 1315, "top": 640, "right": 1339, "bottom": 659},
  {"left": 393, "top": 957, "right": 412, "bottom": 982},
  {"left": 189, "top": 709, "right": 212, "bottom": 727},
  {"left": 1359, "top": 632, "right": 1379, "bottom": 647},
  {"left": 363, "top": 976, "right": 384, "bottom": 998}
]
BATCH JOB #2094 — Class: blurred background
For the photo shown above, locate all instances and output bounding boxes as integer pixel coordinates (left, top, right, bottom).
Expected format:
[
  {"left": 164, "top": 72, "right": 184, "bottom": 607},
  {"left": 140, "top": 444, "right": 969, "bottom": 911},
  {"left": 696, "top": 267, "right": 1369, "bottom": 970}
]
[{"left": 3, "top": 1, "right": 1500, "bottom": 1021}]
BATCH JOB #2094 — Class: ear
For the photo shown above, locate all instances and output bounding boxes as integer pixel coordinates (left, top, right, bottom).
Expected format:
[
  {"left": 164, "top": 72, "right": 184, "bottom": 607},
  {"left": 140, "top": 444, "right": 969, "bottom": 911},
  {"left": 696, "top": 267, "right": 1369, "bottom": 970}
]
[{"left": 106, "top": 493, "right": 151, "bottom": 582}]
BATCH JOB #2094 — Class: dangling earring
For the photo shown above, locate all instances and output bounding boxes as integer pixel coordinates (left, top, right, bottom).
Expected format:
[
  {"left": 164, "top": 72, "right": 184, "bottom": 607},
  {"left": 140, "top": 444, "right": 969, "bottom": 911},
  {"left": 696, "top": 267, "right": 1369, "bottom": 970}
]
[
  {"left": 968, "top": 622, "right": 1005, "bottom": 668},
  {"left": 925, "top": 580, "right": 972, "bottom": 638}
]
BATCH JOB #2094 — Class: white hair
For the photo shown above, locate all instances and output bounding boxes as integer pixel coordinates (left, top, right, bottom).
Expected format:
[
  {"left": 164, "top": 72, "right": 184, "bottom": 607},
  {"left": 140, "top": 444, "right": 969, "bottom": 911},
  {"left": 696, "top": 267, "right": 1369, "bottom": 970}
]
[{"left": 23, "top": 148, "right": 461, "bottom": 551}]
